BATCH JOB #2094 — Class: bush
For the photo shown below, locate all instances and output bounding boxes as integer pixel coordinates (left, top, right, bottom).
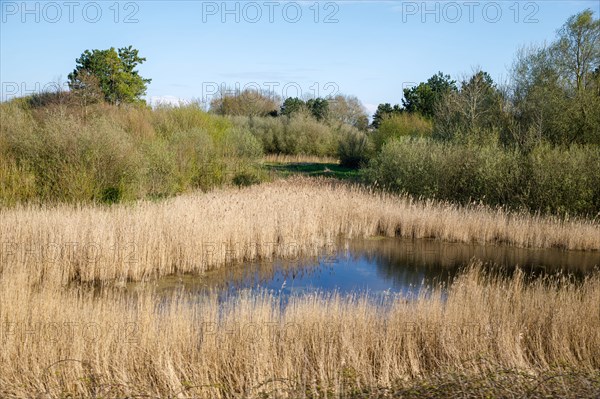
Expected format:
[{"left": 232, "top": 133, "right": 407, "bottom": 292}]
[
  {"left": 230, "top": 112, "right": 341, "bottom": 157},
  {"left": 0, "top": 157, "right": 37, "bottom": 206},
  {"left": 231, "top": 115, "right": 284, "bottom": 154},
  {"left": 338, "top": 125, "right": 373, "bottom": 168},
  {"left": 1, "top": 107, "right": 142, "bottom": 203},
  {"left": 364, "top": 137, "right": 600, "bottom": 216},
  {"left": 528, "top": 144, "right": 600, "bottom": 215},
  {"left": 0, "top": 100, "right": 264, "bottom": 205},
  {"left": 232, "top": 171, "right": 262, "bottom": 187},
  {"left": 371, "top": 113, "right": 433, "bottom": 152},
  {"left": 286, "top": 112, "right": 338, "bottom": 156}
]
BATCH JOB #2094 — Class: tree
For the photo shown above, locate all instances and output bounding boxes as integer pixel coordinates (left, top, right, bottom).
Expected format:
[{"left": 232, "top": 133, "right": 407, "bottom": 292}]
[
  {"left": 70, "top": 73, "right": 104, "bottom": 118},
  {"left": 508, "top": 10, "right": 600, "bottom": 145},
  {"left": 280, "top": 97, "right": 306, "bottom": 117},
  {"left": 510, "top": 45, "right": 572, "bottom": 146},
  {"left": 402, "top": 84, "right": 433, "bottom": 116},
  {"left": 280, "top": 97, "right": 329, "bottom": 121},
  {"left": 371, "top": 103, "right": 402, "bottom": 128},
  {"left": 553, "top": 10, "right": 600, "bottom": 144},
  {"left": 434, "top": 70, "right": 504, "bottom": 142},
  {"left": 552, "top": 9, "right": 600, "bottom": 94},
  {"left": 460, "top": 71, "right": 503, "bottom": 130},
  {"left": 306, "top": 98, "right": 329, "bottom": 121},
  {"left": 402, "top": 72, "right": 457, "bottom": 118},
  {"left": 327, "top": 95, "right": 369, "bottom": 130},
  {"left": 68, "top": 46, "right": 151, "bottom": 105}
]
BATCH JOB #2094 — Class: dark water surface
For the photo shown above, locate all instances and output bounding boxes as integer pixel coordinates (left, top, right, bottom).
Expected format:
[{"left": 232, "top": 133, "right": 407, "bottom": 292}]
[{"left": 133, "top": 238, "right": 600, "bottom": 297}]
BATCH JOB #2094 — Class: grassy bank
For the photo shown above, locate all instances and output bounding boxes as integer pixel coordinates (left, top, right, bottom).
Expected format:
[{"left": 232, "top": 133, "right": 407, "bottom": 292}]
[
  {"left": 2, "top": 178, "right": 598, "bottom": 288},
  {"left": 1, "top": 264, "right": 598, "bottom": 398}
]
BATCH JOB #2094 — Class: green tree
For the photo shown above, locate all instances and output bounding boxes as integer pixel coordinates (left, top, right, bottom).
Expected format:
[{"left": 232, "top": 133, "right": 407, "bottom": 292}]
[
  {"left": 402, "top": 72, "right": 457, "bottom": 118},
  {"left": 553, "top": 9, "right": 600, "bottom": 94},
  {"left": 306, "top": 98, "right": 329, "bottom": 121},
  {"left": 68, "top": 46, "right": 151, "bottom": 105},
  {"left": 280, "top": 97, "right": 306, "bottom": 116},
  {"left": 435, "top": 70, "right": 504, "bottom": 142},
  {"left": 371, "top": 103, "right": 402, "bottom": 128},
  {"left": 510, "top": 45, "right": 571, "bottom": 146},
  {"left": 553, "top": 9, "right": 600, "bottom": 144},
  {"left": 509, "top": 10, "right": 600, "bottom": 145}
]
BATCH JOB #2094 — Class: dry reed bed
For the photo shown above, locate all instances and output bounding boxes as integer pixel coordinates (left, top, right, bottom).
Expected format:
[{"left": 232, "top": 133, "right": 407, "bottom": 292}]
[
  {"left": 0, "top": 265, "right": 598, "bottom": 398},
  {"left": 1, "top": 177, "right": 599, "bottom": 286}
]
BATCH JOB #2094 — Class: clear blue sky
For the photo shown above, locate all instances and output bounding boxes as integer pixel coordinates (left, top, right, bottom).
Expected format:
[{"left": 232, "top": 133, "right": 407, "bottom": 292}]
[{"left": 1, "top": 0, "right": 598, "bottom": 115}]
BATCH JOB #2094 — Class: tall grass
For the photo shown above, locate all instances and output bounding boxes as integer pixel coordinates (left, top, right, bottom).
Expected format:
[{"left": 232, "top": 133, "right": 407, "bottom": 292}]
[
  {"left": 2, "top": 178, "right": 598, "bottom": 288},
  {"left": 1, "top": 177, "right": 599, "bottom": 397},
  {"left": 0, "top": 101, "right": 263, "bottom": 205},
  {"left": 1, "top": 264, "right": 598, "bottom": 398}
]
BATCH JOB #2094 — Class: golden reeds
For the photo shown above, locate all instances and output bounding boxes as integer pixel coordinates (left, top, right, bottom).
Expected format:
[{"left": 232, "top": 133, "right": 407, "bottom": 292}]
[
  {"left": 0, "top": 264, "right": 598, "bottom": 398},
  {"left": 1, "top": 178, "right": 598, "bottom": 287},
  {"left": 1, "top": 178, "right": 599, "bottom": 397}
]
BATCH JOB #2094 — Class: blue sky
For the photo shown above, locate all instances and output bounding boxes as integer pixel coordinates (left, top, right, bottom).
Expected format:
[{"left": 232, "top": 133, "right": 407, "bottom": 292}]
[{"left": 1, "top": 0, "right": 598, "bottom": 115}]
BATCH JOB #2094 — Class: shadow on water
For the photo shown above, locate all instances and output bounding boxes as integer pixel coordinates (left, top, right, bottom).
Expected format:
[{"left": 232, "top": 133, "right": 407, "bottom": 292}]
[{"left": 128, "top": 238, "right": 600, "bottom": 299}]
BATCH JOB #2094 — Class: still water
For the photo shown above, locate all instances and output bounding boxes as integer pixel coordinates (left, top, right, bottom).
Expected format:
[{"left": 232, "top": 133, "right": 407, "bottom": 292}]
[{"left": 134, "top": 238, "right": 600, "bottom": 297}]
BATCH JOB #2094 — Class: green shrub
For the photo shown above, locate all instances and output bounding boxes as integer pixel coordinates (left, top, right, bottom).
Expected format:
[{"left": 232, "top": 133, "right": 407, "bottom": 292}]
[
  {"left": 230, "top": 116, "right": 284, "bottom": 154},
  {"left": 364, "top": 137, "right": 600, "bottom": 216},
  {"left": 286, "top": 112, "right": 338, "bottom": 156},
  {"left": 0, "top": 157, "right": 37, "bottom": 206},
  {"left": 528, "top": 144, "right": 600, "bottom": 215},
  {"left": 364, "top": 138, "right": 439, "bottom": 198},
  {"left": 337, "top": 125, "right": 373, "bottom": 168},
  {"left": 0, "top": 101, "right": 264, "bottom": 205},
  {"left": 232, "top": 171, "right": 262, "bottom": 187},
  {"left": 1, "top": 107, "right": 141, "bottom": 203},
  {"left": 371, "top": 113, "right": 433, "bottom": 152},
  {"left": 230, "top": 112, "right": 341, "bottom": 157}
]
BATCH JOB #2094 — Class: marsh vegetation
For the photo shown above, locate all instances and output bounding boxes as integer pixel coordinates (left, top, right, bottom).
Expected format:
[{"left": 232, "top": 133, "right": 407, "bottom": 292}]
[{"left": 2, "top": 177, "right": 599, "bottom": 397}]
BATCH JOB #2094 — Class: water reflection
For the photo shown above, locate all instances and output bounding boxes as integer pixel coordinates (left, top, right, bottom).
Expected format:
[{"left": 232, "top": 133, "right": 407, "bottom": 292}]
[{"left": 134, "top": 238, "right": 600, "bottom": 297}]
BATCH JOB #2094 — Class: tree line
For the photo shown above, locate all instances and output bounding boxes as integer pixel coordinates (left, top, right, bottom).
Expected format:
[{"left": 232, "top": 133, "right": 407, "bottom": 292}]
[{"left": 59, "top": 9, "right": 598, "bottom": 149}]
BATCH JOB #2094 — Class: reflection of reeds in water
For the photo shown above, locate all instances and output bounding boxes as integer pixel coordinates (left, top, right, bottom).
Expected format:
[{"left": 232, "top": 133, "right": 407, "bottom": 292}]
[
  {"left": 142, "top": 256, "right": 333, "bottom": 295},
  {"left": 148, "top": 238, "right": 598, "bottom": 296},
  {"left": 1, "top": 263, "right": 598, "bottom": 398},
  {"left": 2, "top": 177, "right": 599, "bottom": 288},
  {"left": 349, "top": 238, "right": 600, "bottom": 275}
]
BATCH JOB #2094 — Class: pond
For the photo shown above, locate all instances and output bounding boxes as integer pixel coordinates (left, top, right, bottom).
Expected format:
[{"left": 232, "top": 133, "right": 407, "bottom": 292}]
[{"left": 131, "top": 238, "right": 600, "bottom": 297}]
